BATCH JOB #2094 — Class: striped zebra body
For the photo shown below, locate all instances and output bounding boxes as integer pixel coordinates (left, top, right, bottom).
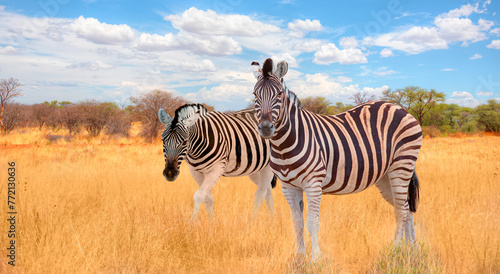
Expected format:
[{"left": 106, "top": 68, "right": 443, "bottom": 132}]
[
  {"left": 270, "top": 100, "right": 421, "bottom": 195},
  {"left": 252, "top": 58, "right": 422, "bottom": 260},
  {"left": 159, "top": 104, "right": 276, "bottom": 220}
]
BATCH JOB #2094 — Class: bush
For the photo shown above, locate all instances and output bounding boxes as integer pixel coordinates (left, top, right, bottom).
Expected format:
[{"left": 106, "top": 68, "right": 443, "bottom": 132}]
[{"left": 422, "top": 125, "right": 442, "bottom": 138}]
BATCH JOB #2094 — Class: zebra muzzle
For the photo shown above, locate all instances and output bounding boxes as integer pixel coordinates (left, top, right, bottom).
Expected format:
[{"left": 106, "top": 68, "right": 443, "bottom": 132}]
[
  {"left": 258, "top": 120, "right": 275, "bottom": 139},
  {"left": 163, "top": 158, "right": 179, "bottom": 181}
]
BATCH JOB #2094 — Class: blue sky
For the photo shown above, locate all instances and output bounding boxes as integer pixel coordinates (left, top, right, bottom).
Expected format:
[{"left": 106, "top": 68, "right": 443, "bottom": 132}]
[{"left": 0, "top": 0, "right": 499, "bottom": 111}]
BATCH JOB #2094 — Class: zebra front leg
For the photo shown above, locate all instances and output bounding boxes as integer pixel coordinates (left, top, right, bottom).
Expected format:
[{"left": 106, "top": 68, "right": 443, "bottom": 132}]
[
  {"left": 282, "top": 183, "right": 306, "bottom": 256},
  {"left": 188, "top": 165, "right": 215, "bottom": 219},
  {"left": 248, "top": 166, "right": 275, "bottom": 217},
  {"left": 190, "top": 164, "right": 224, "bottom": 221},
  {"left": 305, "top": 183, "right": 322, "bottom": 261}
]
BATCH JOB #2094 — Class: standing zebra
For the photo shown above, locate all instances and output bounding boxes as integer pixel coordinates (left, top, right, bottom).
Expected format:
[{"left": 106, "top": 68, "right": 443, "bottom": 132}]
[
  {"left": 158, "top": 104, "right": 276, "bottom": 220},
  {"left": 251, "top": 58, "right": 422, "bottom": 260}
]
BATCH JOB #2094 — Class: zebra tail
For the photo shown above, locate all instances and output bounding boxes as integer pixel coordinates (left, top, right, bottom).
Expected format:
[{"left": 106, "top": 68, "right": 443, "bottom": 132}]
[
  {"left": 271, "top": 175, "right": 277, "bottom": 189},
  {"left": 408, "top": 171, "right": 420, "bottom": 213}
]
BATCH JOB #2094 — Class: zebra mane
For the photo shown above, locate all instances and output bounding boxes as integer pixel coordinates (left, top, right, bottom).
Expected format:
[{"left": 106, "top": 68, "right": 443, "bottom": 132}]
[
  {"left": 170, "top": 103, "right": 208, "bottom": 129},
  {"left": 280, "top": 79, "right": 302, "bottom": 109}
]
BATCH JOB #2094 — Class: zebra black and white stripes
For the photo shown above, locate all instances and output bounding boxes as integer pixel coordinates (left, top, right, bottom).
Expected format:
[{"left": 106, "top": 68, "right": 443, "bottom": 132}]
[
  {"left": 252, "top": 58, "right": 422, "bottom": 260},
  {"left": 159, "top": 104, "right": 276, "bottom": 220}
]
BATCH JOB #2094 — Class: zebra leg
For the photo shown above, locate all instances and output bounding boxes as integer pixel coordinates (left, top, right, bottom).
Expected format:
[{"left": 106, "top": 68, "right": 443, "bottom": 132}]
[
  {"left": 282, "top": 183, "right": 306, "bottom": 256},
  {"left": 248, "top": 166, "right": 275, "bottom": 217},
  {"left": 387, "top": 170, "right": 412, "bottom": 243},
  {"left": 188, "top": 165, "right": 215, "bottom": 218},
  {"left": 190, "top": 164, "right": 224, "bottom": 221},
  {"left": 405, "top": 212, "right": 416, "bottom": 243},
  {"left": 305, "top": 183, "right": 322, "bottom": 261},
  {"left": 376, "top": 173, "right": 416, "bottom": 243}
]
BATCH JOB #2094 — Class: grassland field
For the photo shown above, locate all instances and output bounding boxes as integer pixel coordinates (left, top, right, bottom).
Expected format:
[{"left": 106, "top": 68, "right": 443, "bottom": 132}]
[{"left": 0, "top": 127, "right": 499, "bottom": 273}]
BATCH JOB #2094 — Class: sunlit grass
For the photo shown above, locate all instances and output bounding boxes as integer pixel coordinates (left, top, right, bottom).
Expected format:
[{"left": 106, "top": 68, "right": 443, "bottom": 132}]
[{"left": 0, "top": 132, "right": 498, "bottom": 273}]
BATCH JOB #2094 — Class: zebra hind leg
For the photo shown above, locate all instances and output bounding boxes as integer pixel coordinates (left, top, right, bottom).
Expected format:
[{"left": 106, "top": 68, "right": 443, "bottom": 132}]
[
  {"left": 375, "top": 172, "right": 416, "bottom": 244},
  {"left": 387, "top": 168, "right": 417, "bottom": 244}
]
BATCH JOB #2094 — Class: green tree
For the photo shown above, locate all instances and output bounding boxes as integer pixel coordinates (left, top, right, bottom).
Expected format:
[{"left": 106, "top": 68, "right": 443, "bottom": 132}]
[
  {"left": 301, "top": 96, "right": 333, "bottom": 115},
  {"left": 382, "top": 86, "right": 445, "bottom": 125},
  {"left": 475, "top": 99, "right": 500, "bottom": 133}
]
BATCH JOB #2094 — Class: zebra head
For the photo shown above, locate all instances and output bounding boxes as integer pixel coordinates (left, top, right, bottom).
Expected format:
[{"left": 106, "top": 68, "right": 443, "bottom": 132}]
[
  {"left": 158, "top": 104, "right": 207, "bottom": 181},
  {"left": 252, "top": 58, "right": 289, "bottom": 139}
]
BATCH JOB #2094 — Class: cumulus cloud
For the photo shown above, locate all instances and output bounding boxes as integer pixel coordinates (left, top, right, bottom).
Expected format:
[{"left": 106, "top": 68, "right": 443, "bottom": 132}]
[
  {"left": 364, "top": 3, "right": 494, "bottom": 54},
  {"left": 71, "top": 16, "right": 134, "bottom": 45},
  {"left": 288, "top": 19, "right": 322, "bottom": 38},
  {"left": 380, "top": 48, "right": 394, "bottom": 57},
  {"left": 470, "top": 53, "right": 482, "bottom": 60},
  {"left": 165, "top": 7, "right": 280, "bottom": 36},
  {"left": 0, "top": 45, "right": 16, "bottom": 54},
  {"left": 491, "top": 28, "right": 500, "bottom": 36},
  {"left": 284, "top": 71, "right": 388, "bottom": 101},
  {"left": 451, "top": 91, "right": 473, "bottom": 98},
  {"left": 487, "top": 40, "right": 500, "bottom": 49},
  {"left": 313, "top": 42, "right": 367, "bottom": 65},
  {"left": 477, "top": 91, "right": 493, "bottom": 96},
  {"left": 339, "top": 37, "right": 358, "bottom": 49},
  {"left": 135, "top": 32, "right": 241, "bottom": 56}
]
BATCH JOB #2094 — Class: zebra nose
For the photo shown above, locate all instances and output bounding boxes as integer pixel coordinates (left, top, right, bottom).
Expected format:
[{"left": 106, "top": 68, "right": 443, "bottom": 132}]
[
  {"left": 258, "top": 121, "right": 275, "bottom": 139},
  {"left": 163, "top": 167, "right": 179, "bottom": 181}
]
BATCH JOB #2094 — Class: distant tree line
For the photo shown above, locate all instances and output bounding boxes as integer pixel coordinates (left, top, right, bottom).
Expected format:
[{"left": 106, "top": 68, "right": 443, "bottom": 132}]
[{"left": 1, "top": 77, "right": 499, "bottom": 140}]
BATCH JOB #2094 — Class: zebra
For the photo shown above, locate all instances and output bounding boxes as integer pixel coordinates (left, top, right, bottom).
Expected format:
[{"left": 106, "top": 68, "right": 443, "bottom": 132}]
[
  {"left": 158, "top": 103, "right": 277, "bottom": 220},
  {"left": 251, "top": 58, "right": 422, "bottom": 260}
]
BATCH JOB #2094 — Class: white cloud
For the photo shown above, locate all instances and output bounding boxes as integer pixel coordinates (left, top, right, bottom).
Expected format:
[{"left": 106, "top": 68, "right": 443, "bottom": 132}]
[
  {"left": 380, "top": 48, "right": 394, "bottom": 57},
  {"left": 288, "top": 19, "right": 322, "bottom": 38},
  {"left": 66, "top": 61, "right": 114, "bottom": 71},
  {"left": 470, "top": 53, "right": 482, "bottom": 60},
  {"left": 491, "top": 28, "right": 500, "bottom": 36},
  {"left": 477, "top": 91, "right": 493, "bottom": 96},
  {"left": 360, "top": 66, "right": 399, "bottom": 77},
  {"left": 440, "top": 3, "right": 481, "bottom": 18},
  {"left": 448, "top": 90, "right": 482, "bottom": 107},
  {"left": 487, "top": 40, "right": 500, "bottom": 49},
  {"left": 71, "top": 16, "right": 134, "bottom": 45},
  {"left": 0, "top": 45, "right": 16, "bottom": 54},
  {"left": 339, "top": 36, "right": 358, "bottom": 49},
  {"left": 185, "top": 83, "right": 254, "bottom": 110},
  {"left": 165, "top": 7, "right": 280, "bottom": 36},
  {"left": 282, "top": 70, "right": 388, "bottom": 102},
  {"left": 364, "top": 3, "right": 493, "bottom": 54},
  {"left": 135, "top": 32, "right": 241, "bottom": 56},
  {"left": 451, "top": 91, "right": 473, "bottom": 98},
  {"left": 313, "top": 43, "right": 367, "bottom": 65},
  {"left": 441, "top": 68, "right": 457, "bottom": 71},
  {"left": 334, "top": 76, "right": 352, "bottom": 83},
  {"left": 135, "top": 33, "right": 181, "bottom": 51},
  {"left": 178, "top": 59, "right": 216, "bottom": 72}
]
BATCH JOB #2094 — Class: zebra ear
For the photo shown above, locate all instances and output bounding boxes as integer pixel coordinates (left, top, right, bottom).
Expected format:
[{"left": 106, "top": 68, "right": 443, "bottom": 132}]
[
  {"left": 275, "top": 60, "right": 288, "bottom": 79},
  {"left": 251, "top": 61, "right": 262, "bottom": 79},
  {"left": 158, "top": 109, "right": 172, "bottom": 125},
  {"left": 183, "top": 111, "right": 201, "bottom": 128}
]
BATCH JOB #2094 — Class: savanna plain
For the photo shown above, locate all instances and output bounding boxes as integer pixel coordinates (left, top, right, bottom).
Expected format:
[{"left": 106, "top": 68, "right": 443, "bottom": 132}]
[{"left": 0, "top": 128, "right": 499, "bottom": 273}]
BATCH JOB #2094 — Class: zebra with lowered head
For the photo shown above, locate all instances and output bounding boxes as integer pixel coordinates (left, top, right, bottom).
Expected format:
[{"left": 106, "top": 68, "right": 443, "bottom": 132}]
[
  {"left": 251, "top": 58, "right": 422, "bottom": 260},
  {"left": 158, "top": 104, "right": 276, "bottom": 220}
]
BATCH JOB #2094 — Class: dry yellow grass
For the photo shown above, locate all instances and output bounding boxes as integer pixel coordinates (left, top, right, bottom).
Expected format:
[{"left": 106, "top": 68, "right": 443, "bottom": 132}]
[{"left": 0, "top": 129, "right": 499, "bottom": 273}]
